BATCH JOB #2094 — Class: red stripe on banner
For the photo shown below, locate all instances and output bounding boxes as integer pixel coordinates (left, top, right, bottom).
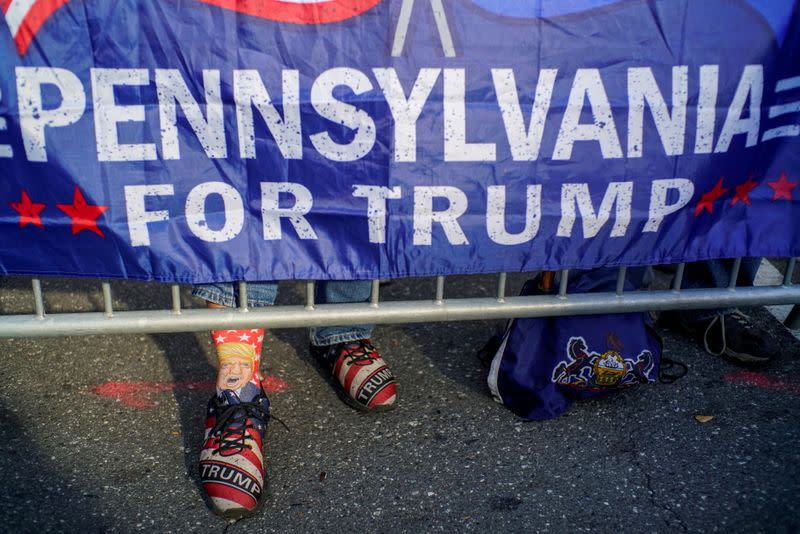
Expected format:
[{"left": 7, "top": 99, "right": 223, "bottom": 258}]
[
  {"left": 203, "top": 482, "right": 257, "bottom": 508},
  {"left": 367, "top": 382, "right": 396, "bottom": 408},
  {"left": 1, "top": 0, "right": 12, "bottom": 15},
  {"left": 14, "top": 0, "right": 71, "bottom": 54},
  {"left": 195, "top": 0, "right": 381, "bottom": 25}
]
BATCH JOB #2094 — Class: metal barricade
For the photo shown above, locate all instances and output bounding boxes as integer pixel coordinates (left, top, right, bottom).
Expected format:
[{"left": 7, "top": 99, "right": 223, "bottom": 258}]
[{"left": 1, "top": 258, "right": 799, "bottom": 338}]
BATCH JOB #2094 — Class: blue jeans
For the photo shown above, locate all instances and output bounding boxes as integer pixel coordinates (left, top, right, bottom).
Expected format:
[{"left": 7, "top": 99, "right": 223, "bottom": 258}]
[{"left": 192, "top": 281, "right": 373, "bottom": 346}]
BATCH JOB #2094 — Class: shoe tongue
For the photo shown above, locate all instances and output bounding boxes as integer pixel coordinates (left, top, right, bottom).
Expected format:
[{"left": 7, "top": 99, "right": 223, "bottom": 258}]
[
  {"left": 218, "top": 389, "right": 242, "bottom": 406},
  {"left": 218, "top": 382, "right": 261, "bottom": 404}
]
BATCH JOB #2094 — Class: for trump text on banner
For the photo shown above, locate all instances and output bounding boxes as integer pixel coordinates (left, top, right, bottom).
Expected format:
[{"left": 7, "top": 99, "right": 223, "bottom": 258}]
[{"left": 0, "top": 0, "right": 798, "bottom": 282}]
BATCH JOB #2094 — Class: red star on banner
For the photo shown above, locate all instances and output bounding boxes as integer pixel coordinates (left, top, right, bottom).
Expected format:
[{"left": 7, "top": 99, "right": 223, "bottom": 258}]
[
  {"left": 56, "top": 186, "right": 108, "bottom": 237},
  {"left": 9, "top": 190, "right": 46, "bottom": 229},
  {"left": 694, "top": 177, "right": 729, "bottom": 216},
  {"left": 731, "top": 176, "right": 759, "bottom": 206},
  {"left": 767, "top": 172, "right": 797, "bottom": 201}
]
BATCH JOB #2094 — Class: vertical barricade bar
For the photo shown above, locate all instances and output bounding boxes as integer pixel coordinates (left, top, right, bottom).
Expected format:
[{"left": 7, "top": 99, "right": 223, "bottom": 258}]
[
  {"left": 171, "top": 285, "right": 181, "bottom": 314},
  {"left": 31, "top": 278, "right": 45, "bottom": 318},
  {"left": 102, "top": 282, "right": 114, "bottom": 318},
  {"left": 370, "top": 280, "right": 380, "bottom": 308},
  {"left": 435, "top": 276, "right": 445, "bottom": 304},
  {"left": 728, "top": 258, "right": 742, "bottom": 289},
  {"left": 306, "top": 281, "right": 315, "bottom": 310},
  {"left": 783, "top": 258, "right": 796, "bottom": 286},
  {"left": 672, "top": 263, "right": 686, "bottom": 291},
  {"left": 238, "top": 282, "right": 249, "bottom": 312},
  {"left": 558, "top": 270, "right": 569, "bottom": 299},
  {"left": 615, "top": 267, "right": 627, "bottom": 296},
  {"left": 785, "top": 258, "right": 800, "bottom": 329},
  {"left": 496, "top": 273, "right": 507, "bottom": 302}
]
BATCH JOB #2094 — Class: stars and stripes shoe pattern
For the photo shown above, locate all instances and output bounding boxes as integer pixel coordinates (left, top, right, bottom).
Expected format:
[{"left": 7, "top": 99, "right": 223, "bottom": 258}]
[
  {"left": 311, "top": 339, "right": 397, "bottom": 412},
  {"left": 200, "top": 388, "right": 270, "bottom": 519}
]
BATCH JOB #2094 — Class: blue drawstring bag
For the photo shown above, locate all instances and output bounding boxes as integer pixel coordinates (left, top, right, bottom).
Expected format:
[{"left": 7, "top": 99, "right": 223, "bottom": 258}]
[{"left": 486, "top": 272, "right": 663, "bottom": 420}]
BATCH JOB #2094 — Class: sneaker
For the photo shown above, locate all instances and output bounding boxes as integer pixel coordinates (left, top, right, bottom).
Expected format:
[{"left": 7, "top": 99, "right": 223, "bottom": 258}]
[
  {"left": 691, "top": 311, "right": 779, "bottom": 365},
  {"left": 199, "top": 388, "right": 270, "bottom": 519},
  {"left": 310, "top": 339, "right": 398, "bottom": 412}
]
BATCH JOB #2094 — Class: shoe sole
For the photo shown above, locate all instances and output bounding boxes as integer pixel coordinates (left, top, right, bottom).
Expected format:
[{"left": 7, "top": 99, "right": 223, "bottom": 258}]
[
  {"left": 721, "top": 348, "right": 771, "bottom": 366},
  {"left": 208, "top": 463, "right": 270, "bottom": 521}
]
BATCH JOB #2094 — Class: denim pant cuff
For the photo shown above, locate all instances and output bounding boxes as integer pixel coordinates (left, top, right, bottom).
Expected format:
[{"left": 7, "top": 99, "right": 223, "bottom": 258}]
[
  {"left": 192, "top": 283, "right": 277, "bottom": 308},
  {"left": 309, "top": 327, "right": 373, "bottom": 347}
]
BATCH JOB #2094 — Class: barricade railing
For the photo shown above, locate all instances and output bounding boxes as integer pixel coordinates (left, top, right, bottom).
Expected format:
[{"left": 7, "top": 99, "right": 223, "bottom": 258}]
[{"left": 1, "top": 258, "right": 799, "bottom": 338}]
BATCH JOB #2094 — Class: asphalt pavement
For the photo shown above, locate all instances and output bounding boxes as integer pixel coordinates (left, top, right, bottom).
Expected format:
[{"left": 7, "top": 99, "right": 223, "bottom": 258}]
[{"left": 0, "top": 273, "right": 798, "bottom": 533}]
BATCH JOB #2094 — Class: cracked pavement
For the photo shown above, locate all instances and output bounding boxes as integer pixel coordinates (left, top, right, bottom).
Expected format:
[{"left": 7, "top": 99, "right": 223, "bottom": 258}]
[{"left": 0, "top": 274, "right": 799, "bottom": 533}]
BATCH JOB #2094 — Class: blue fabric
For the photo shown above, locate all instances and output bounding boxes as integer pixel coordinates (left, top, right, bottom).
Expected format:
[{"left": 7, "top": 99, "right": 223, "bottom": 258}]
[
  {"left": 491, "top": 273, "right": 662, "bottom": 420},
  {"left": 1, "top": 0, "right": 799, "bottom": 283},
  {"left": 192, "top": 281, "right": 373, "bottom": 346}
]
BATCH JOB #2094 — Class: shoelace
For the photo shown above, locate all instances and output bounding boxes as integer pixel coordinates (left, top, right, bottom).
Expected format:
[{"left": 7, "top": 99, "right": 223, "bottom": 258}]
[
  {"left": 340, "top": 340, "right": 378, "bottom": 366},
  {"left": 702, "top": 310, "right": 752, "bottom": 356},
  {"left": 210, "top": 398, "right": 269, "bottom": 455}
]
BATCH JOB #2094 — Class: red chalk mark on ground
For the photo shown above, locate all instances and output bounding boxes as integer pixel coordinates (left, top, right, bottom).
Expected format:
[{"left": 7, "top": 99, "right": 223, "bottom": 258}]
[
  {"left": 91, "top": 376, "right": 290, "bottom": 409},
  {"left": 725, "top": 371, "right": 800, "bottom": 396}
]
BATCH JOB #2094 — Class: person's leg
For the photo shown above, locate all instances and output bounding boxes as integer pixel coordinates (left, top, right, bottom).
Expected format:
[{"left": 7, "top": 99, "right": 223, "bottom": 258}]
[
  {"left": 309, "top": 280, "right": 398, "bottom": 412},
  {"left": 191, "top": 282, "right": 277, "bottom": 518},
  {"left": 668, "top": 258, "right": 780, "bottom": 365}
]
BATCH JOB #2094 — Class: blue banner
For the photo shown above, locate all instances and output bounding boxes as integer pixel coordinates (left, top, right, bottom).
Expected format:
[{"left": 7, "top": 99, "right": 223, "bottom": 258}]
[{"left": 0, "top": 0, "right": 798, "bottom": 283}]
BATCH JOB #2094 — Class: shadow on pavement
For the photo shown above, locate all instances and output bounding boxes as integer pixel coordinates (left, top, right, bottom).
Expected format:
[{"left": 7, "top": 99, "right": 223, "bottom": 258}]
[{"left": 0, "top": 400, "right": 110, "bottom": 532}]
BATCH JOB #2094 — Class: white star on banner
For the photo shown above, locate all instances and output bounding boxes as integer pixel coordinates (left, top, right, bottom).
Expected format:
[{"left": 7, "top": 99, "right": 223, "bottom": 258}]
[
  {"left": 239, "top": 333, "right": 251, "bottom": 342},
  {"left": 215, "top": 335, "right": 226, "bottom": 344},
  {"left": 250, "top": 329, "right": 261, "bottom": 333},
  {"left": 257, "top": 335, "right": 264, "bottom": 342}
]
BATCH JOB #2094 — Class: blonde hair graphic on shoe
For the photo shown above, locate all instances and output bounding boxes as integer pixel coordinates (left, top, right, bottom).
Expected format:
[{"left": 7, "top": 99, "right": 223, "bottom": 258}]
[{"left": 217, "top": 342, "right": 256, "bottom": 392}]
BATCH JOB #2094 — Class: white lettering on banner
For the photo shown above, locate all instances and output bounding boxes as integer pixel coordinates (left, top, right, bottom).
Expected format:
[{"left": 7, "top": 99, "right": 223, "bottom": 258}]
[
  {"left": 557, "top": 182, "right": 633, "bottom": 238},
  {"left": 553, "top": 68, "right": 623, "bottom": 161},
  {"left": 372, "top": 68, "right": 440, "bottom": 162},
  {"left": 185, "top": 182, "right": 245, "bottom": 242},
  {"left": 443, "top": 69, "right": 496, "bottom": 162},
  {"left": 352, "top": 185, "right": 403, "bottom": 244},
  {"left": 491, "top": 68, "right": 557, "bottom": 161},
  {"left": 0, "top": 88, "right": 12, "bottom": 158},
  {"left": 120, "top": 178, "right": 703, "bottom": 247},
  {"left": 11, "top": 64, "right": 779, "bottom": 164},
  {"left": 91, "top": 68, "right": 157, "bottom": 162},
  {"left": 486, "top": 185, "right": 542, "bottom": 245},
  {"left": 413, "top": 186, "right": 469, "bottom": 245},
  {"left": 310, "top": 68, "right": 376, "bottom": 162},
  {"left": 644, "top": 178, "right": 694, "bottom": 233},
  {"left": 627, "top": 66, "right": 688, "bottom": 158},
  {"left": 155, "top": 69, "right": 226, "bottom": 160},
  {"left": 234, "top": 69, "right": 302, "bottom": 160},
  {"left": 16, "top": 67, "right": 86, "bottom": 162},
  {"left": 694, "top": 65, "right": 719, "bottom": 154},
  {"left": 261, "top": 182, "right": 318, "bottom": 240},
  {"left": 124, "top": 184, "right": 175, "bottom": 246},
  {"left": 715, "top": 65, "right": 763, "bottom": 152}
]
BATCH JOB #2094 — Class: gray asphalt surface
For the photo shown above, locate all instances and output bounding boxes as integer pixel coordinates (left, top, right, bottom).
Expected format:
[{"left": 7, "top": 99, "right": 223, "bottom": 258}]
[{"left": 0, "top": 274, "right": 799, "bottom": 533}]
